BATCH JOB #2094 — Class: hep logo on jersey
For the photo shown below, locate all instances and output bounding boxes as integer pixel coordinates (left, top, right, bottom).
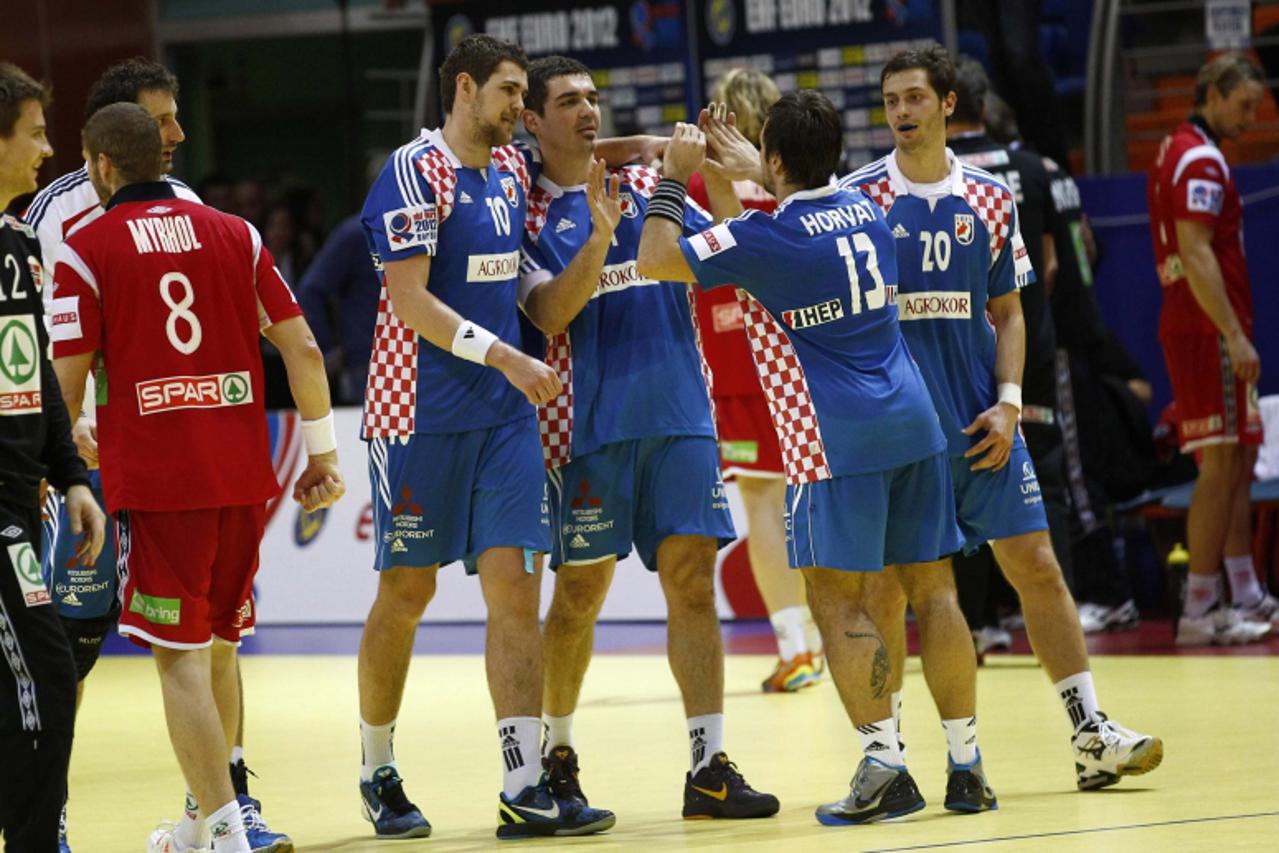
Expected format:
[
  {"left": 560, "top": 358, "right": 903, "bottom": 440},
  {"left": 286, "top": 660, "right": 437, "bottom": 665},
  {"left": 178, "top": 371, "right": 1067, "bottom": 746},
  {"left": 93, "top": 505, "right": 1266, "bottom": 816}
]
[
  {"left": 382, "top": 204, "right": 438, "bottom": 253},
  {"left": 954, "top": 214, "right": 975, "bottom": 246}
]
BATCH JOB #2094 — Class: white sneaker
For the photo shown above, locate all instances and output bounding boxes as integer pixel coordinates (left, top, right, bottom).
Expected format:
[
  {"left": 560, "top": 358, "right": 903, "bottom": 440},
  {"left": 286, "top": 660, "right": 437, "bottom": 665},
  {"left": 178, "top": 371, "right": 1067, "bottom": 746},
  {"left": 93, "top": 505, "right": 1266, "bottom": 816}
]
[
  {"left": 1102, "top": 600, "right": 1141, "bottom": 631},
  {"left": 972, "top": 626, "right": 1012, "bottom": 655},
  {"left": 1234, "top": 592, "right": 1279, "bottom": 630},
  {"left": 1078, "top": 603, "right": 1108, "bottom": 634},
  {"left": 1072, "top": 712, "right": 1163, "bottom": 790},
  {"left": 147, "top": 822, "right": 208, "bottom": 853},
  {"left": 998, "top": 612, "right": 1024, "bottom": 631},
  {"left": 1177, "top": 606, "right": 1272, "bottom": 646}
]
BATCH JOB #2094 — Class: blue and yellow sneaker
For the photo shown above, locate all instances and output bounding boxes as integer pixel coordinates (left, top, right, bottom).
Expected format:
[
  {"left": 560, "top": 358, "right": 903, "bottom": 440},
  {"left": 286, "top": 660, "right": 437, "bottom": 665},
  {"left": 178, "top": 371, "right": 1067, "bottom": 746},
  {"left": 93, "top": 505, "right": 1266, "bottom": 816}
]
[
  {"left": 944, "top": 750, "right": 998, "bottom": 813},
  {"left": 815, "top": 756, "right": 925, "bottom": 825},
  {"left": 761, "top": 653, "right": 821, "bottom": 693},
  {"left": 359, "top": 765, "right": 432, "bottom": 839},
  {"left": 238, "top": 794, "right": 292, "bottom": 853},
  {"left": 496, "top": 776, "right": 616, "bottom": 839},
  {"left": 683, "top": 752, "right": 779, "bottom": 819}
]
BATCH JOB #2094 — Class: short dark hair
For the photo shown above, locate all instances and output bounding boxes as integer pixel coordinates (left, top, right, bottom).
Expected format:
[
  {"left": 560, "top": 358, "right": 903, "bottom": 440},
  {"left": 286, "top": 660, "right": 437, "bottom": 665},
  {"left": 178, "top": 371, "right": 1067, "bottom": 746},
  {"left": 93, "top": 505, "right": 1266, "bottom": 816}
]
[
  {"left": 951, "top": 56, "right": 989, "bottom": 125},
  {"left": 83, "top": 102, "right": 163, "bottom": 185},
  {"left": 84, "top": 57, "right": 178, "bottom": 123},
  {"left": 881, "top": 44, "right": 956, "bottom": 102},
  {"left": 1195, "top": 52, "right": 1265, "bottom": 105},
  {"left": 761, "top": 90, "right": 842, "bottom": 190},
  {"left": 526, "top": 55, "right": 592, "bottom": 116},
  {"left": 0, "top": 62, "right": 50, "bottom": 138},
  {"left": 439, "top": 34, "right": 528, "bottom": 115}
]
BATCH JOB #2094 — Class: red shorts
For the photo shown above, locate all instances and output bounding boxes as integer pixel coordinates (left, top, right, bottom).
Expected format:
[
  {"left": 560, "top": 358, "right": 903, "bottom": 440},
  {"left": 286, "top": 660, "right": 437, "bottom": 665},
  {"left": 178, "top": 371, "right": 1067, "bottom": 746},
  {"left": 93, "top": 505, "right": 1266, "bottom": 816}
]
[
  {"left": 116, "top": 505, "right": 265, "bottom": 649},
  {"left": 715, "top": 393, "right": 784, "bottom": 478},
  {"left": 1162, "top": 333, "right": 1262, "bottom": 452}
]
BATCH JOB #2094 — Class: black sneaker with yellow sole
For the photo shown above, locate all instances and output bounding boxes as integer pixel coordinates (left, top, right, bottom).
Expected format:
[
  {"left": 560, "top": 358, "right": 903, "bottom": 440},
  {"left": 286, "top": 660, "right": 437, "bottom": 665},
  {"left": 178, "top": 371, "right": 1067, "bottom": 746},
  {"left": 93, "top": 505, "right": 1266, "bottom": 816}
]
[{"left": 682, "top": 752, "right": 779, "bottom": 819}]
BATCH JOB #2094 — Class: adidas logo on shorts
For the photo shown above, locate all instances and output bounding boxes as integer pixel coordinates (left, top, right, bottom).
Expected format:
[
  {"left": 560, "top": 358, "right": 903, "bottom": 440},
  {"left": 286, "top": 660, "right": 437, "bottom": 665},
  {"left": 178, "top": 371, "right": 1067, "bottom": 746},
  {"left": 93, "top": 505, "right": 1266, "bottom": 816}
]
[{"left": 570, "top": 533, "right": 589, "bottom": 549}]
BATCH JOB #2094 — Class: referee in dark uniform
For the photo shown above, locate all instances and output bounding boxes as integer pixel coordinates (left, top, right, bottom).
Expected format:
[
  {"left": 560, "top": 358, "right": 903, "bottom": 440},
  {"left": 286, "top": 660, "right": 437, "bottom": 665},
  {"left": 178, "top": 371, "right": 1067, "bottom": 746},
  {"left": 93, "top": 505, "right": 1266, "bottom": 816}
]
[
  {"left": 0, "top": 62, "right": 104, "bottom": 852},
  {"left": 945, "top": 56, "right": 1076, "bottom": 640}
]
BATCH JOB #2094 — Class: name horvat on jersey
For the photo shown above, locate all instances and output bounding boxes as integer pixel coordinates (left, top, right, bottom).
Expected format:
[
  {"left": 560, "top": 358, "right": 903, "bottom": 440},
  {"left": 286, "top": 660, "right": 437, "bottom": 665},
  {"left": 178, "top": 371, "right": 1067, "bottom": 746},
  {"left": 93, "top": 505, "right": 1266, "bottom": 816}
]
[
  {"left": 797, "top": 200, "right": 878, "bottom": 236},
  {"left": 126, "top": 215, "right": 204, "bottom": 255},
  {"left": 466, "top": 251, "right": 520, "bottom": 283},
  {"left": 897, "top": 291, "right": 972, "bottom": 321}
]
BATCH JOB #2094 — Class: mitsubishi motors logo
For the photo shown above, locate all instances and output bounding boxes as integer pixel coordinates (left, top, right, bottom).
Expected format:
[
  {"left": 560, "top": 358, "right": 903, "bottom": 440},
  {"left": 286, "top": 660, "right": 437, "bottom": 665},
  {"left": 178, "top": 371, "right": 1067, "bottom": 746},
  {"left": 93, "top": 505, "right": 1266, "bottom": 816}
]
[
  {"left": 570, "top": 481, "right": 602, "bottom": 510},
  {"left": 393, "top": 486, "right": 423, "bottom": 516}
]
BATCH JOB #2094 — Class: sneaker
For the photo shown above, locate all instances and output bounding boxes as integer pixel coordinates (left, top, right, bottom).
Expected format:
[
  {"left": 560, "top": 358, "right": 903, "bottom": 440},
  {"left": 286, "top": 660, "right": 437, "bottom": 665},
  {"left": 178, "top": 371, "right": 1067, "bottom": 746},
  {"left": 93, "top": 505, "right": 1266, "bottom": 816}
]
[
  {"left": 1102, "top": 600, "right": 1141, "bottom": 631},
  {"left": 815, "top": 756, "right": 925, "bottom": 825},
  {"left": 944, "top": 751, "right": 998, "bottom": 813},
  {"left": 1234, "top": 592, "right": 1279, "bottom": 629},
  {"left": 146, "top": 821, "right": 206, "bottom": 853},
  {"left": 359, "top": 765, "right": 432, "bottom": 839},
  {"left": 544, "top": 745, "right": 589, "bottom": 804},
  {"left": 971, "top": 626, "right": 1011, "bottom": 655},
  {"left": 1073, "top": 713, "right": 1164, "bottom": 790},
  {"left": 761, "top": 652, "right": 821, "bottom": 693},
  {"left": 58, "top": 803, "right": 70, "bottom": 853},
  {"left": 998, "top": 612, "right": 1024, "bottom": 632},
  {"left": 1177, "top": 606, "right": 1272, "bottom": 646},
  {"left": 239, "top": 795, "right": 292, "bottom": 853},
  {"left": 496, "top": 777, "right": 616, "bottom": 838},
  {"left": 683, "top": 752, "right": 779, "bottom": 819},
  {"left": 1077, "top": 603, "right": 1108, "bottom": 634}
]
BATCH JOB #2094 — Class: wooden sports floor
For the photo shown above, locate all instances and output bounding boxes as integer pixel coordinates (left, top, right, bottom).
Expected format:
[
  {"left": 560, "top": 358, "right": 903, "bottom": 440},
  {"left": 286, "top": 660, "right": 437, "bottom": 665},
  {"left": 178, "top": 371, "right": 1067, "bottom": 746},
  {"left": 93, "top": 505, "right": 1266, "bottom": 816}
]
[{"left": 70, "top": 631, "right": 1278, "bottom": 852}]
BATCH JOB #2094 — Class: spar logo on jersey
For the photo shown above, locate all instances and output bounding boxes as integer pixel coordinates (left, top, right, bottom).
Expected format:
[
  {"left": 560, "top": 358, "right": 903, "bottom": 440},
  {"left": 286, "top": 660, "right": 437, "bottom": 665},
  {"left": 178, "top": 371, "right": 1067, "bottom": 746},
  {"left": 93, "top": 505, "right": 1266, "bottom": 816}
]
[
  {"left": 0, "top": 315, "right": 41, "bottom": 416},
  {"left": 500, "top": 175, "right": 520, "bottom": 207},
  {"left": 618, "top": 191, "right": 639, "bottom": 218},
  {"left": 383, "top": 203, "right": 437, "bottom": 253},
  {"left": 1186, "top": 179, "right": 1224, "bottom": 215},
  {"left": 897, "top": 291, "right": 972, "bottom": 321},
  {"left": 136, "top": 371, "right": 254, "bottom": 415},
  {"left": 954, "top": 214, "right": 975, "bottom": 246}
]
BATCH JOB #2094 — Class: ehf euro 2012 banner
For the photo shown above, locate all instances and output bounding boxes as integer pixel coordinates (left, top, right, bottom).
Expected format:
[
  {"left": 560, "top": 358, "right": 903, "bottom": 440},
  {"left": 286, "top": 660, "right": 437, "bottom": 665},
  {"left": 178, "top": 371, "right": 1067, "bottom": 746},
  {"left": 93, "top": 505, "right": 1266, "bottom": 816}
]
[{"left": 254, "top": 409, "right": 771, "bottom": 624}]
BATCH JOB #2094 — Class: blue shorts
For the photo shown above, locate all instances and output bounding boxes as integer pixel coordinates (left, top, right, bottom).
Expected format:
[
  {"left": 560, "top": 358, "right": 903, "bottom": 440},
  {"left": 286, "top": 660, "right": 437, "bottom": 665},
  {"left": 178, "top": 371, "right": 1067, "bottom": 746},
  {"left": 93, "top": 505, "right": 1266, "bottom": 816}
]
[
  {"left": 41, "top": 470, "right": 120, "bottom": 619},
  {"left": 785, "top": 452, "right": 962, "bottom": 571},
  {"left": 950, "top": 439, "right": 1049, "bottom": 554},
  {"left": 367, "top": 417, "right": 550, "bottom": 573},
  {"left": 548, "top": 436, "right": 736, "bottom": 571}
]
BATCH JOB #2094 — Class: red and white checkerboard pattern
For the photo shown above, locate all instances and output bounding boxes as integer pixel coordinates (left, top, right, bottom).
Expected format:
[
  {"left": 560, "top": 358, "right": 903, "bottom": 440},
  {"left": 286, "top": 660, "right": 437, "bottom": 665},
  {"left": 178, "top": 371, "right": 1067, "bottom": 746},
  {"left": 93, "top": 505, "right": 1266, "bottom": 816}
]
[
  {"left": 492, "top": 144, "right": 533, "bottom": 195},
  {"left": 538, "top": 331, "right": 575, "bottom": 469},
  {"left": 685, "top": 284, "right": 716, "bottom": 425},
  {"left": 362, "top": 289, "right": 418, "bottom": 438},
  {"left": 854, "top": 176, "right": 897, "bottom": 216},
  {"left": 621, "top": 164, "right": 661, "bottom": 199},
  {"left": 739, "top": 292, "right": 831, "bottom": 484},
  {"left": 962, "top": 178, "right": 1014, "bottom": 263},
  {"left": 416, "top": 148, "right": 456, "bottom": 221},
  {"left": 526, "top": 185, "right": 553, "bottom": 244}
]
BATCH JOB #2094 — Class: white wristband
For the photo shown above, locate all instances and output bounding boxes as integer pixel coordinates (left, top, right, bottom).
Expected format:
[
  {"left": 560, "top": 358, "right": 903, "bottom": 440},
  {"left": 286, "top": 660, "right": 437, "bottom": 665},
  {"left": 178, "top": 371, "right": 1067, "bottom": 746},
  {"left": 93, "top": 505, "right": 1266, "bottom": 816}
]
[
  {"left": 451, "top": 320, "right": 498, "bottom": 365},
  {"left": 301, "top": 412, "right": 337, "bottom": 456},
  {"left": 997, "top": 383, "right": 1022, "bottom": 412}
]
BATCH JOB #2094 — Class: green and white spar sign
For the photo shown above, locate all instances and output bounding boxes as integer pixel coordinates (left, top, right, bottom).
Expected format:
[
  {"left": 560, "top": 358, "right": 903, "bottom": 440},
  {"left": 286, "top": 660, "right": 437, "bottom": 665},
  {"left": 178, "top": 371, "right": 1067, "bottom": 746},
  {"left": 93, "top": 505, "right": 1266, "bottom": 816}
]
[
  {"left": 0, "top": 315, "right": 41, "bottom": 416},
  {"left": 8, "top": 542, "right": 50, "bottom": 606}
]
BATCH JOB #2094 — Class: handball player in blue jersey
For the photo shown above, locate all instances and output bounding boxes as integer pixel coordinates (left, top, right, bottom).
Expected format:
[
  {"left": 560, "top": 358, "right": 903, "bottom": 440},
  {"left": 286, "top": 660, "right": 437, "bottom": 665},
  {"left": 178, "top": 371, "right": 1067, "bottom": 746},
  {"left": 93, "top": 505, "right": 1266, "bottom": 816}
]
[
  {"left": 354, "top": 35, "right": 614, "bottom": 840},
  {"left": 515, "top": 56, "right": 776, "bottom": 821},
  {"left": 638, "top": 90, "right": 985, "bottom": 825},
  {"left": 842, "top": 45, "right": 1162, "bottom": 792}
]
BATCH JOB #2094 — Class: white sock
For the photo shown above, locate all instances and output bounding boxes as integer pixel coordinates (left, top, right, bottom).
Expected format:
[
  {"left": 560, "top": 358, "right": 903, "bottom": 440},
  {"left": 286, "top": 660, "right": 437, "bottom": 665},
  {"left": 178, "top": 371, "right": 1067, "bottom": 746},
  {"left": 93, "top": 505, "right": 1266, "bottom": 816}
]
[
  {"left": 802, "top": 607, "right": 823, "bottom": 656},
  {"left": 229, "top": 745, "right": 244, "bottom": 766},
  {"left": 498, "top": 717, "right": 542, "bottom": 798},
  {"left": 1055, "top": 671, "right": 1100, "bottom": 731},
  {"left": 770, "top": 605, "right": 808, "bottom": 660},
  {"left": 206, "top": 799, "right": 249, "bottom": 853},
  {"left": 541, "top": 712, "right": 574, "bottom": 758},
  {"left": 688, "top": 713, "right": 724, "bottom": 773},
  {"left": 1225, "top": 555, "right": 1264, "bottom": 607},
  {"left": 856, "top": 717, "right": 905, "bottom": 768},
  {"left": 1185, "top": 572, "right": 1220, "bottom": 618},
  {"left": 175, "top": 791, "right": 202, "bottom": 848},
  {"left": 942, "top": 716, "right": 978, "bottom": 766},
  {"left": 360, "top": 718, "right": 396, "bottom": 781}
]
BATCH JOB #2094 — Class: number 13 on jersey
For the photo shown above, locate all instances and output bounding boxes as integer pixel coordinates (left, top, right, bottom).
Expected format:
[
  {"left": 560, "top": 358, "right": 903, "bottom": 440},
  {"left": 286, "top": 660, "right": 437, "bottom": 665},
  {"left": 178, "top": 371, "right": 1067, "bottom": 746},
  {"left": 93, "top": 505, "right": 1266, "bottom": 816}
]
[{"left": 836, "top": 232, "right": 889, "bottom": 314}]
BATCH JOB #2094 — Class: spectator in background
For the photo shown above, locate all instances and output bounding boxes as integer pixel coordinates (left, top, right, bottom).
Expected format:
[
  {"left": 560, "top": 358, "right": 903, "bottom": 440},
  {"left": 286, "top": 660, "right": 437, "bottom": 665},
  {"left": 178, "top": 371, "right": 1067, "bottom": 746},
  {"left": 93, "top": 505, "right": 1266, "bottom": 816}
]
[
  {"left": 263, "top": 200, "right": 298, "bottom": 282},
  {"left": 297, "top": 212, "right": 379, "bottom": 404},
  {"left": 232, "top": 177, "right": 264, "bottom": 226},
  {"left": 197, "top": 172, "right": 233, "bottom": 212},
  {"left": 1148, "top": 53, "right": 1275, "bottom": 645}
]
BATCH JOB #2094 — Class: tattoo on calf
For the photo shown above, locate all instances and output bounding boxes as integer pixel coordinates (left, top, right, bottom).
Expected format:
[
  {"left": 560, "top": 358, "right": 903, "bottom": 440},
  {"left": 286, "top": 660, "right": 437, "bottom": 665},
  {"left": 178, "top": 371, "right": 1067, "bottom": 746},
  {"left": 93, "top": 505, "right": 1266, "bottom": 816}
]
[{"left": 845, "top": 631, "right": 891, "bottom": 699}]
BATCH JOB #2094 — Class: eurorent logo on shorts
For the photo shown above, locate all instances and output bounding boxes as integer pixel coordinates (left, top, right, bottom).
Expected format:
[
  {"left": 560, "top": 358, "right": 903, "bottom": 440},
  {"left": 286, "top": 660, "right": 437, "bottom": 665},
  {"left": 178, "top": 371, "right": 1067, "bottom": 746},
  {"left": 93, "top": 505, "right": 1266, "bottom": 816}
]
[{"left": 136, "top": 371, "right": 254, "bottom": 415}]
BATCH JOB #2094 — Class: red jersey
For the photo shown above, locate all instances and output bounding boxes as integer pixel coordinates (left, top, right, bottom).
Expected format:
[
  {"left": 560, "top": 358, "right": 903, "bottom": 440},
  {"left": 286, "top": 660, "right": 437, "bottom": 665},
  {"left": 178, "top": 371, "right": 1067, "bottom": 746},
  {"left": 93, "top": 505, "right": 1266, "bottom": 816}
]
[
  {"left": 49, "top": 183, "right": 302, "bottom": 512},
  {"left": 688, "top": 173, "right": 778, "bottom": 397},
  {"left": 1147, "top": 118, "right": 1253, "bottom": 339}
]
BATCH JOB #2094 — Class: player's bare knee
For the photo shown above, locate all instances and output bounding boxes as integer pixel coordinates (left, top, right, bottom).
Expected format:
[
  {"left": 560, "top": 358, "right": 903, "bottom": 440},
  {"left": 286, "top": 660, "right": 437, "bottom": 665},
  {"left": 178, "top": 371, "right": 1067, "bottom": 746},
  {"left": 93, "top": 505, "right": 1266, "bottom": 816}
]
[
  {"left": 548, "top": 568, "right": 610, "bottom": 625},
  {"left": 376, "top": 568, "right": 436, "bottom": 621}
]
